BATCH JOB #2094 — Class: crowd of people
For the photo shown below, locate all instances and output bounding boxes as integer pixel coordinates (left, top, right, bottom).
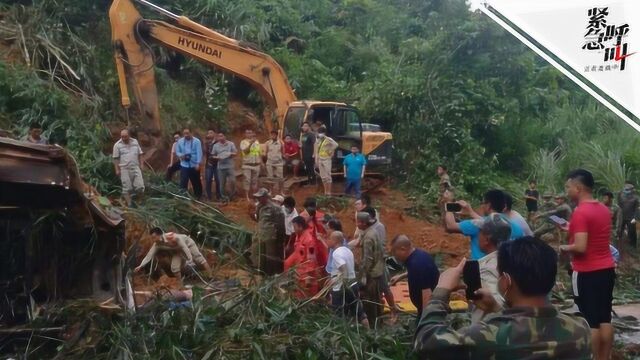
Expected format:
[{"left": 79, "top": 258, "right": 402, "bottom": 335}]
[
  {"left": 247, "top": 190, "right": 441, "bottom": 329},
  {"left": 435, "top": 168, "right": 623, "bottom": 360},
  {"left": 112, "top": 119, "right": 628, "bottom": 359},
  {"left": 14, "top": 121, "right": 634, "bottom": 359},
  {"left": 131, "top": 167, "right": 624, "bottom": 359},
  {"left": 112, "top": 122, "right": 369, "bottom": 206},
  {"left": 223, "top": 161, "right": 621, "bottom": 359}
]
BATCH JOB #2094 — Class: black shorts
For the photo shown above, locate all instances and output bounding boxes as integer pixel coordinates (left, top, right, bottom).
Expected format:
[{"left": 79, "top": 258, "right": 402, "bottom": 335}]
[
  {"left": 526, "top": 203, "right": 538, "bottom": 212},
  {"left": 573, "top": 268, "right": 615, "bottom": 328}
]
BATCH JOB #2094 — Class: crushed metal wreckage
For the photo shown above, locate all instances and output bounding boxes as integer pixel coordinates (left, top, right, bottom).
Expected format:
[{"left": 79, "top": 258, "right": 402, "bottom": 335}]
[{"left": 0, "top": 137, "right": 130, "bottom": 327}]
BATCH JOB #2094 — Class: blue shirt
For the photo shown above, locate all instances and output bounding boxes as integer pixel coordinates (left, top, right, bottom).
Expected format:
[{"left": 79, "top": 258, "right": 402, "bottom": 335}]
[
  {"left": 343, "top": 153, "right": 367, "bottom": 180},
  {"left": 176, "top": 137, "right": 203, "bottom": 168},
  {"left": 459, "top": 214, "right": 525, "bottom": 260},
  {"left": 405, "top": 248, "right": 439, "bottom": 316}
]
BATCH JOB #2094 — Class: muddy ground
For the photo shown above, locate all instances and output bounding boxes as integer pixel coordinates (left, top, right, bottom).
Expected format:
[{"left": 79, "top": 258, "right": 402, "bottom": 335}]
[{"left": 219, "top": 182, "right": 466, "bottom": 267}]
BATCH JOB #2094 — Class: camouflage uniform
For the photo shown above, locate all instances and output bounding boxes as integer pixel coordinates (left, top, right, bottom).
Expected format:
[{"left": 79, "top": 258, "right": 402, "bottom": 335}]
[
  {"left": 607, "top": 202, "right": 622, "bottom": 245},
  {"left": 253, "top": 201, "right": 286, "bottom": 275},
  {"left": 534, "top": 199, "right": 572, "bottom": 240},
  {"left": 537, "top": 195, "right": 556, "bottom": 214},
  {"left": 357, "top": 225, "right": 385, "bottom": 327},
  {"left": 414, "top": 288, "right": 592, "bottom": 359},
  {"left": 618, "top": 189, "right": 640, "bottom": 247}
]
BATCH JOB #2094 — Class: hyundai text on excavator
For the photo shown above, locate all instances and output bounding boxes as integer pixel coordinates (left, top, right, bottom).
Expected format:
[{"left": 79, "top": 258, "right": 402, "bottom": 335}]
[{"left": 109, "top": 0, "right": 393, "bottom": 189}]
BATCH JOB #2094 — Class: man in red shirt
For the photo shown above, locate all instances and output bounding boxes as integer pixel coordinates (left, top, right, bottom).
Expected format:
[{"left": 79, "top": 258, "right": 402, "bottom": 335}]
[
  {"left": 283, "top": 135, "right": 301, "bottom": 178},
  {"left": 560, "top": 169, "right": 615, "bottom": 360}
]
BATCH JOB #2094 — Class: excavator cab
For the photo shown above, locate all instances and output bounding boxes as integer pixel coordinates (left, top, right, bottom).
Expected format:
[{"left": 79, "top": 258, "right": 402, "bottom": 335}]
[{"left": 283, "top": 102, "right": 392, "bottom": 186}]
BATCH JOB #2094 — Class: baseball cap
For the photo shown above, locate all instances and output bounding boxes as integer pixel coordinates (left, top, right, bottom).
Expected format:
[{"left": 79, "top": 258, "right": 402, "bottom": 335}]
[{"left": 253, "top": 188, "right": 270, "bottom": 198}]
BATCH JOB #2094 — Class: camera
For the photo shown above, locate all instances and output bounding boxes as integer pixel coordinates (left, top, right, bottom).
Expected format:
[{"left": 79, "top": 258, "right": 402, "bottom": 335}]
[{"left": 184, "top": 154, "right": 191, "bottom": 162}]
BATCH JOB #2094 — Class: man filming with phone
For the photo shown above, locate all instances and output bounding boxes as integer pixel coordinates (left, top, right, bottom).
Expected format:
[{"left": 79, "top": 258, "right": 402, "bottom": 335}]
[
  {"left": 414, "top": 237, "right": 592, "bottom": 359},
  {"left": 443, "top": 190, "right": 523, "bottom": 260}
]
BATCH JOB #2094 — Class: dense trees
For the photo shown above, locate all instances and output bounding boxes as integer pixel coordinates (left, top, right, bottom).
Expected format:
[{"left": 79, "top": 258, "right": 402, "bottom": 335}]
[{"left": 0, "top": 0, "right": 637, "bottom": 201}]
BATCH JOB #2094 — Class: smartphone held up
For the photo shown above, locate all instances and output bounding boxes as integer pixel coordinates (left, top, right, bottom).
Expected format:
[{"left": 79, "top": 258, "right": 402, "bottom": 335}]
[
  {"left": 445, "top": 202, "right": 462, "bottom": 213},
  {"left": 463, "top": 260, "right": 482, "bottom": 300}
]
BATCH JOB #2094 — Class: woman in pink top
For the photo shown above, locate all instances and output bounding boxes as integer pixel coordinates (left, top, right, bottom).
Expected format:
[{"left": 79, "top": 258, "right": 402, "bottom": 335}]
[{"left": 560, "top": 169, "right": 615, "bottom": 360}]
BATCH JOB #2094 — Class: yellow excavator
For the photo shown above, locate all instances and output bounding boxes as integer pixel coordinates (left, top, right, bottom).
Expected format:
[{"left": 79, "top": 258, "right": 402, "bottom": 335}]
[{"left": 109, "top": 0, "right": 392, "bottom": 187}]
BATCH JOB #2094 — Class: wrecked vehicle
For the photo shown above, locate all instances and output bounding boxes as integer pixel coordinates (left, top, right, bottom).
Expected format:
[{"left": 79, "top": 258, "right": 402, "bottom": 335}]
[{"left": 0, "top": 138, "right": 128, "bottom": 327}]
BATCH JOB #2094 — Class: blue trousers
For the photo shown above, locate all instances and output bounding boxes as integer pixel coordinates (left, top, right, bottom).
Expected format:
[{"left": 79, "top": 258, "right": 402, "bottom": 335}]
[
  {"left": 180, "top": 166, "right": 202, "bottom": 199},
  {"left": 345, "top": 178, "right": 361, "bottom": 198},
  {"left": 217, "top": 167, "right": 236, "bottom": 200},
  {"left": 205, "top": 164, "right": 221, "bottom": 200}
]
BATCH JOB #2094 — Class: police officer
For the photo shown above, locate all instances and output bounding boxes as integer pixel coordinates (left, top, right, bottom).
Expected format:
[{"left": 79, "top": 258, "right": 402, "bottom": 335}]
[
  {"left": 135, "top": 228, "right": 211, "bottom": 282},
  {"left": 112, "top": 129, "right": 144, "bottom": 206},
  {"left": 264, "top": 130, "right": 285, "bottom": 194},
  {"left": 240, "top": 129, "right": 262, "bottom": 201}
]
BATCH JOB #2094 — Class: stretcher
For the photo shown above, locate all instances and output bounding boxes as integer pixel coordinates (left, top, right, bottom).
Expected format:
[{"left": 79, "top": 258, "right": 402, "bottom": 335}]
[{"left": 383, "top": 282, "right": 469, "bottom": 313}]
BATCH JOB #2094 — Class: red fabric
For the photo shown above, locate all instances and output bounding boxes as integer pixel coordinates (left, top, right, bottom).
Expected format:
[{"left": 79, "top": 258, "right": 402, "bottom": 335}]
[
  {"left": 284, "top": 141, "right": 300, "bottom": 157},
  {"left": 568, "top": 201, "right": 615, "bottom": 272},
  {"left": 284, "top": 228, "right": 328, "bottom": 298},
  {"left": 300, "top": 209, "right": 327, "bottom": 236}
]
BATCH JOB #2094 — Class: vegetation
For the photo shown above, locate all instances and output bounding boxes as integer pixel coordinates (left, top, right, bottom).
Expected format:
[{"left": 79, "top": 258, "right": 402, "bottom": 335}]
[
  {"left": 10, "top": 275, "right": 415, "bottom": 359},
  {"left": 2, "top": 0, "right": 640, "bottom": 358},
  {"left": 2, "top": 0, "right": 638, "bottom": 202},
  {"left": 127, "top": 177, "right": 252, "bottom": 253}
]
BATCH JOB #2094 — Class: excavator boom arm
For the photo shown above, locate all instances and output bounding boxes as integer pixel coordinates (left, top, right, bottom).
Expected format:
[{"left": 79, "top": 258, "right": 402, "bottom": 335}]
[
  {"left": 144, "top": 20, "right": 297, "bottom": 132},
  {"left": 109, "top": 0, "right": 297, "bottom": 135}
]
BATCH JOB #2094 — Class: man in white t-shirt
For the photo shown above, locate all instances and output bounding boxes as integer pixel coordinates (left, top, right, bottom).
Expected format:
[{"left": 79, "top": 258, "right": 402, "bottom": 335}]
[
  {"left": 327, "top": 231, "right": 367, "bottom": 326},
  {"left": 281, "top": 196, "right": 298, "bottom": 236}
]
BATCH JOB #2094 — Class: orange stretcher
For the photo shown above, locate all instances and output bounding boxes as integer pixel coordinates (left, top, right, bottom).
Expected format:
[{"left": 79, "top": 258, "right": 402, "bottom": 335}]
[{"left": 383, "top": 282, "right": 469, "bottom": 313}]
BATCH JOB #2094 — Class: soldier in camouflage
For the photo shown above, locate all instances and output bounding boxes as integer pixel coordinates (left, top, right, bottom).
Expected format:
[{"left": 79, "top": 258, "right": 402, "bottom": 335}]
[
  {"left": 602, "top": 190, "right": 622, "bottom": 245},
  {"left": 533, "top": 194, "right": 572, "bottom": 240},
  {"left": 356, "top": 211, "right": 385, "bottom": 328},
  {"left": 252, "top": 188, "right": 286, "bottom": 275},
  {"left": 617, "top": 182, "right": 640, "bottom": 247},
  {"left": 414, "top": 237, "right": 591, "bottom": 359},
  {"left": 537, "top": 192, "right": 556, "bottom": 213}
]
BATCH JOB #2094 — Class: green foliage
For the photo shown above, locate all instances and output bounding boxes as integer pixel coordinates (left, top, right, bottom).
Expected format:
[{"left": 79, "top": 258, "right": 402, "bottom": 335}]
[
  {"left": 127, "top": 177, "right": 252, "bottom": 253},
  {"left": 11, "top": 276, "right": 416, "bottom": 359},
  {"left": 0, "top": 62, "right": 118, "bottom": 193},
  {"left": 5, "top": 0, "right": 638, "bottom": 203},
  {"left": 4, "top": 0, "right": 640, "bottom": 357},
  {"left": 529, "top": 147, "right": 565, "bottom": 194}
]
